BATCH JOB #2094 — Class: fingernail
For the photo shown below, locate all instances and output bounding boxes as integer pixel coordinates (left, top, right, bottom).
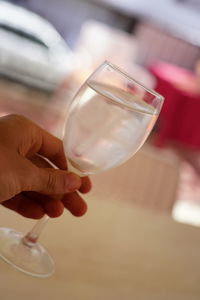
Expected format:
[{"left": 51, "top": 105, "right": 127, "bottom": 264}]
[{"left": 65, "top": 173, "right": 81, "bottom": 191}]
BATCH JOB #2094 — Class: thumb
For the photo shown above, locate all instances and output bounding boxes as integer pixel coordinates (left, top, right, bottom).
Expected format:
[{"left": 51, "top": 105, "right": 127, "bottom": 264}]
[{"left": 27, "top": 168, "right": 81, "bottom": 194}]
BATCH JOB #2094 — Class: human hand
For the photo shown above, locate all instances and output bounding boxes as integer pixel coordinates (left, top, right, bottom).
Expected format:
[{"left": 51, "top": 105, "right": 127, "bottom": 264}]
[{"left": 0, "top": 114, "right": 91, "bottom": 219}]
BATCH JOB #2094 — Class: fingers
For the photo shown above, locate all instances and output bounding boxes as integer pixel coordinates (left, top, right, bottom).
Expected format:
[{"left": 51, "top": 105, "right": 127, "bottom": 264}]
[
  {"left": 26, "top": 189, "right": 88, "bottom": 218},
  {"left": 25, "top": 166, "right": 82, "bottom": 195},
  {"left": 2, "top": 194, "right": 45, "bottom": 219},
  {"left": 18, "top": 156, "right": 91, "bottom": 219},
  {"left": 29, "top": 154, "right": 51, "bottom": 168},
  {"left": 41, "top": 196, "right": 65, "bottom": 218},
  {"left": 0, "top": 115, "right": 92, "bottom": 220},
  {"left": 2, "top": 191, "right": 88, "bottom": 219},
  {"left": 25, "top": 192, "right": 65, "bottom": 218},
  {"left": 61, "top": 192, "right": 88, "bottom": 217},
  {"left": 32, "top": 155, "right": 92, "bottom": 193},
  {"left": 30, "top": 154, "right": 92, "bottom": 193},
  {"left": 2, "top": 192, "right": 65, "bottom": 219},
  {"left": 3, "top": 114, "right": 68, "bottom": 170},
  {"left": 78, "top": 176, "right": 92, "bottom": 194},
  {"left": 37, "top": 128, "right": 67, "bottom": 170}
]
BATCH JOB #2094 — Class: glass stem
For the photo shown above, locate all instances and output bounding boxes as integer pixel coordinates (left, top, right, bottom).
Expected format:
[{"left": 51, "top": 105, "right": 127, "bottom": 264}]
[{"left": 22, "top": 215, "right": 50, "bottom": 247}]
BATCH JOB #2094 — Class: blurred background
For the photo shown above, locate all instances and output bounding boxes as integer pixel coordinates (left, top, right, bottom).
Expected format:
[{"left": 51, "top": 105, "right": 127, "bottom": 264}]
[{"left": 0, "top": 0, "right": 200, "bottom": 225}]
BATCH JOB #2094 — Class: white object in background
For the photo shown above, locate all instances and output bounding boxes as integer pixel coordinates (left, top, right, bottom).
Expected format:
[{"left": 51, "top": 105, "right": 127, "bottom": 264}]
[{"left": 0, "top": 1, "right": 73, "bottom": 91}]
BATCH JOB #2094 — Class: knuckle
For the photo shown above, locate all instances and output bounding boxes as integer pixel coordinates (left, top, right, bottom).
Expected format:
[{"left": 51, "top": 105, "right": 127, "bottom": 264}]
[
  {"left": 45, "top": 171, "right": 66, "bottom": 193},
  {"left": 46, "top": 172, "right": 57, "bottom": 192}
]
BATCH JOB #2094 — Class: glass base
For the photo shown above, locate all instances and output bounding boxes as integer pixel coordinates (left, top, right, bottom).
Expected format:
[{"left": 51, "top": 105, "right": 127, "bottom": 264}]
[{"left": 0, "top": 227, "right": 54, "bottom": 277}]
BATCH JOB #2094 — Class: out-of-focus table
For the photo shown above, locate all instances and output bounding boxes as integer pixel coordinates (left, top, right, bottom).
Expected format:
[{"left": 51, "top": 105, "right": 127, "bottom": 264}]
[{"left": 0, "top": 170, "right": 200, "bottom": 300}]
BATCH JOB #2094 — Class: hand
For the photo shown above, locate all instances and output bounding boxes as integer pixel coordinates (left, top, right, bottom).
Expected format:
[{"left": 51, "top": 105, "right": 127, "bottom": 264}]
[{"left": 0, "top": 114, "right": 92, "bottom": 219}]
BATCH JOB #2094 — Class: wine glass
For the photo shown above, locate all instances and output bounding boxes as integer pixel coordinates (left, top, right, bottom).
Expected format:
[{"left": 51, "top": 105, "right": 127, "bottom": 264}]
[{"left": 0, "top": 61, "right": 164, "bottom": 277}]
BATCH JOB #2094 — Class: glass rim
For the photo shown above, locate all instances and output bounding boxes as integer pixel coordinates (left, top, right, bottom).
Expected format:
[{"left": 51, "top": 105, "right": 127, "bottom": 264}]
[{"left": 99, "top": 60, "right": 164, "bottom": 102}]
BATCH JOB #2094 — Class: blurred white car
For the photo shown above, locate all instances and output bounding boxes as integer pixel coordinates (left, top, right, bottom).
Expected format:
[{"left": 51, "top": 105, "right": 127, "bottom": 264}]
[{"left": 0, "top": 1, "right": 73, "bottom": 91}]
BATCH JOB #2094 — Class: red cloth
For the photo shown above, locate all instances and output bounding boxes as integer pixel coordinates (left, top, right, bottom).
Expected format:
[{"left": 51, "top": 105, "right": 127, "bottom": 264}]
[{"left": 149, "top": 62, "right": 200, "bottom": 150}]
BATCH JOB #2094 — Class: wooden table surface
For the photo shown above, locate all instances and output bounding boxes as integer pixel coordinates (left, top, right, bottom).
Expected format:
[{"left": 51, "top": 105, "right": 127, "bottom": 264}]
[{"left": 0, "top": 166, "right": 200, "bottom": 300}]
